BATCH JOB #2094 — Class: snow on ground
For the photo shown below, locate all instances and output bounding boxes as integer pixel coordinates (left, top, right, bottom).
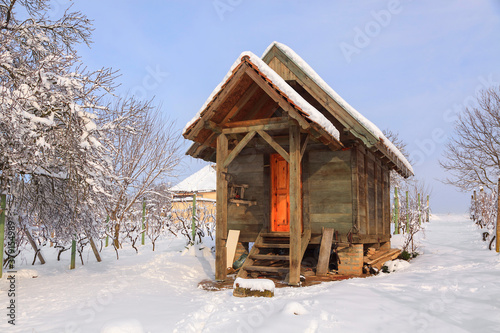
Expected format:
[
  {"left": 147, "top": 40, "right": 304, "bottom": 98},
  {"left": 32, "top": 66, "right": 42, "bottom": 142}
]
[{"left": 1, "top": 214, "right": 500, "bottom": 333}]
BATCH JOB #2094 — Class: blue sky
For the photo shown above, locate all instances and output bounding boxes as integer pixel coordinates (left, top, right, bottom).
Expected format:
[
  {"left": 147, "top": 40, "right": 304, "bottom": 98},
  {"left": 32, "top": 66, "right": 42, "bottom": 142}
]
[{"left": 66, "top": 0, "right": 500, "bottom": 214}]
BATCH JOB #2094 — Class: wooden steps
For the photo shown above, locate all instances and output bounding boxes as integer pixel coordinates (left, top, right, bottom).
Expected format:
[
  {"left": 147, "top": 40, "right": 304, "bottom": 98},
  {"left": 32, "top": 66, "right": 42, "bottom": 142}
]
[
  {"left": 260, "top": 232, "right": 290, "bottom": 238},
  {"left": 237, "top": 229, "right": 311, "bottom": 284},
  {"left": 249, "top": 254, "right": 290, "bottom": 261},
  {"left": 244, "top": 266, "right": 289, "bottom": 274},
  {"left": 255, "top": 243, "right": 290, "bottom": 249}
]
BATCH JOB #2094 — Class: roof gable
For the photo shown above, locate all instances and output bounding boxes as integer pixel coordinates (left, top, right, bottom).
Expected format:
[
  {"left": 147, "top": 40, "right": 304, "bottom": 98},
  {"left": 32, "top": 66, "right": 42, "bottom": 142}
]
[
  {"left": 183, "top": 51, "right": 344, "bottom": 161},
  {"left": 262, "top": 42, "right": 413, "bottom": 177}
]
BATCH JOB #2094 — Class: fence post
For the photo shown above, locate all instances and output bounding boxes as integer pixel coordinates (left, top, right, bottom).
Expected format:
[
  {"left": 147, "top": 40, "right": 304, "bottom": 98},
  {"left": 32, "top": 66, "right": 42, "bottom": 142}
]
[
  {"left": 141, "top": 197, "right": 146, "bottom": 246},
  {"left": 191, "top": 193, "right": 197, "bottom": 245},
  {"left": 70, "top": 236, "right": 76, "bottom": 270},
  {"left": 426, "top": 195, "right": 430, "bottom": 222},
  {"left": 394, "top": 187, "right": 399, "bottom": 234},
  {"left": 406, "top": 191, "right": 409, "bottom": 232}
]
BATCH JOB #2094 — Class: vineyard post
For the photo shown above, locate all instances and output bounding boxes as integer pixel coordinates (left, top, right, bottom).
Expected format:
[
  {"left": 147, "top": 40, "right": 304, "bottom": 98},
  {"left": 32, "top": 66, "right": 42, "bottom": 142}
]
[
  {"left": 406, "top": 191, "right": 409, "bottom": 232},
  {"left": 191, "top": 193, "right": 197, "bottom": 245},
  {"left": 426, "top": 195, "right": 430, "bottom": 222},
  {"left": 394, "top": 187, "right": 399, "bottom": 234}
]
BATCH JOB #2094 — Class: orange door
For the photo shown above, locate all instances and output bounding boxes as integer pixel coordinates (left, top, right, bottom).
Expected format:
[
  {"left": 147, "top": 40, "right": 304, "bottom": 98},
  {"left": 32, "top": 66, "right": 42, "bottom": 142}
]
[{"left": 271, "top": 154, "right": 290, "bottom": 232}]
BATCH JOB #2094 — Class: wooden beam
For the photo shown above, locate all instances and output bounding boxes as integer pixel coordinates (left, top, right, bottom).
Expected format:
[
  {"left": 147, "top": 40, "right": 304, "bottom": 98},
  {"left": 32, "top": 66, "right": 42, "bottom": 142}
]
[
  {"left": 223, "top": 117, "right": 287, "bottom": 129},
  {"left": 256, "top": 130, "right": 289, "bottom": 162},
  {"left": 300, "top": 134, "right": 309, "bottom": 161},
  {"left": 222, "top": 120, "right": 289, "bottom": 135},
  {"left": 223, "top": 130, "right": 256, "bottom": 168},
  {"left": 215, "top": 134, "right": 228, "bottom": 281},
  {"left": 244, "top": 67, "right": 310, "bottom": 130},
  {"left": 288, "top": 122, "right": 302, "bottom": 286},
  {"left": 203, "top": 120, "right": 221, "bottom": 133}
]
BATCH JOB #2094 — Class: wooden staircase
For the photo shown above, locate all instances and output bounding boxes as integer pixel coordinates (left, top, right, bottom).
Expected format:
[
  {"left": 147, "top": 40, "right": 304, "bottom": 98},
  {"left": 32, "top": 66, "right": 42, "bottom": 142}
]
[{"left": 237, "top": 229, "right": 311, "bottom": 282}]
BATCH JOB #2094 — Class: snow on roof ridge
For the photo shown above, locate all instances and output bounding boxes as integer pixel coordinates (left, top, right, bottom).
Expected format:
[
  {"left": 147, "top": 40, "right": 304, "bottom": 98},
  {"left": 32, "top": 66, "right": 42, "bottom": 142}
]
[
  {"left": 171, "top": 164, "right": 216, "bottom": 193},
  {"left": 183, "top": 50, "right": 340, "bottom": 141},
  {"left": 264, "top": 42, "right": 413, "bottom": 175}
]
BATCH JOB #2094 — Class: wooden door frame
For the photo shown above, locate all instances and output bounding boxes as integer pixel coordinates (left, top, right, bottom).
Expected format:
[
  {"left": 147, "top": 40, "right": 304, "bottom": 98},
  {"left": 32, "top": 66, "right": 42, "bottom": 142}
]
[
  {"left": 270, "top": 153, "right": 290, "bottom": 232},
  {"left": 269, "top": 152, "right": 303, "bottom": 233}
]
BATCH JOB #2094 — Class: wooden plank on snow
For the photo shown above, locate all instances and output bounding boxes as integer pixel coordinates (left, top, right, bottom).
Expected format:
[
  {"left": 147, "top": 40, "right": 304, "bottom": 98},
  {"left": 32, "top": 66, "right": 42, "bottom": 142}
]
[{"left": 226, "top": 230, "right": 240, "bottom": 269}]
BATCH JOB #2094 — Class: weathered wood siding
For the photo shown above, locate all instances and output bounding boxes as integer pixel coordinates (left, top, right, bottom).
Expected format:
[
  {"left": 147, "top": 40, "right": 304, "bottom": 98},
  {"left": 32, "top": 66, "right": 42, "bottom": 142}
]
[
  {"left": 354, "top": 146, "right": 391, "bottom": 242},
  {"left": 227, "top": 153, "right": 267, "bottom": 241},
  {"left": 306, "top": 149, "right": 353, "bottom": 235}
]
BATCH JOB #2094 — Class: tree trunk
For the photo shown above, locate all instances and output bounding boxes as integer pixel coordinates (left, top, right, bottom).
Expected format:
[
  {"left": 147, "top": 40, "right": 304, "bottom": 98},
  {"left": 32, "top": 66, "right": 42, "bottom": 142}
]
[{"left": 114, "top": 222, "right": 120, "bottom": 248}]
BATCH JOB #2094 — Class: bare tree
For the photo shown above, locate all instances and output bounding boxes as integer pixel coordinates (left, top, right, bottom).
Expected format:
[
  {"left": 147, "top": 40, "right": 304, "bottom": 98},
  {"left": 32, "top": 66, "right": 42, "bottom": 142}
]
[
  {"left": 441, "top": 86, "right": 500, "bottom": 191},
  {"left": 383, "top": 130, "right": 412, "bottom": 190},
  {"left": 104, "top": 104, "right": 181, "bottom": 249}
]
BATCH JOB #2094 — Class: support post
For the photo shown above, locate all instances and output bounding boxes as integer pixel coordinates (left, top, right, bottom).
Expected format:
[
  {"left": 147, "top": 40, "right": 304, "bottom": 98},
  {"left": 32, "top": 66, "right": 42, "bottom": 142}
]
[
  {"left": 141, "top": 197, "right": 146, "bottom": 246},
  {"left": 216, "top": 134, "right": 228, "bottom": 281},
  {"left": 496, "top": 180, "right": 500, "bottom": 253},
  {"left": 191, "top": 193, "right": 197, "bottom": 245},
  {"left": 394, "top": 187, "right": 399, "bottom": 234},
  {"left": 70, "top": 237, "right": 76, "bottom": 270},
  {"left": 0, "top": 194, "right": 6, "bottom": 278},
  {"left": 289, "top": 123, "right": 302, "bottom": 286}
]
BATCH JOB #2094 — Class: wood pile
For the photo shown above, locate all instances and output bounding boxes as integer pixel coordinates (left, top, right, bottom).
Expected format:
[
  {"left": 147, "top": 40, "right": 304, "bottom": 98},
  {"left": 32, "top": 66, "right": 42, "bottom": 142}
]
[{"left": 364, "top": 248, "right": 401, "bottom": 271}]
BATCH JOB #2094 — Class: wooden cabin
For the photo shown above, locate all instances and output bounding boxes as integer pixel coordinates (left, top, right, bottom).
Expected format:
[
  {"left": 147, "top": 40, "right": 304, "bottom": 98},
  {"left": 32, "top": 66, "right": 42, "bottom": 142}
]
[{"left": 183, "top": 42, "right": 413, "bottom": 285}]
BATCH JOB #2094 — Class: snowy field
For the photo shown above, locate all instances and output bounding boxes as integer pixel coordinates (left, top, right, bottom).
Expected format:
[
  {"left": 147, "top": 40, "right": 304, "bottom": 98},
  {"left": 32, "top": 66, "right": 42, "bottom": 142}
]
[{"left": 1, "top": 214, "right": 500, "bottom": 333}]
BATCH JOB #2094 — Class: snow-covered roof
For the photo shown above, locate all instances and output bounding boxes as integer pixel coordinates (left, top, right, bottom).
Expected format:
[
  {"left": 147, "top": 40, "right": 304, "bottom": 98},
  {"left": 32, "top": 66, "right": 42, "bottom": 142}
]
[
  {"left": 171, "top": 164, "right": 216, "bottom": 193},
  {"left": 183, "top": 51, "right": 340, "bottom": 141},
  {"left": 262, "top": 42, "right": 413, "bottom": 175}
]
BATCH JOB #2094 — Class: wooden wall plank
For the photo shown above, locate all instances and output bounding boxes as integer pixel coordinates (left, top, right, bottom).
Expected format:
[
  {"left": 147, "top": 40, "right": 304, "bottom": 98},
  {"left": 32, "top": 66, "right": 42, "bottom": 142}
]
[
  {"left": 366, "top": 155, "right": 375, "bottom": 235},
  {"left": 351, "top": 146, "right": 360, "bottom": 235},
  {"left": 357, "top": 149, "right": 367, "bottom": 235}
]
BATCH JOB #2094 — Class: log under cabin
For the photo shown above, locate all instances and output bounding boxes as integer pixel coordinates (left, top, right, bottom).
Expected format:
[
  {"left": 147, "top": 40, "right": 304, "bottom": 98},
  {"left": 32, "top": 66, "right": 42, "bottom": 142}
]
[{"left": 183, "top": 42, "right": 413, "bottom": 286}]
